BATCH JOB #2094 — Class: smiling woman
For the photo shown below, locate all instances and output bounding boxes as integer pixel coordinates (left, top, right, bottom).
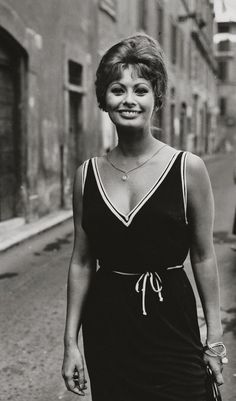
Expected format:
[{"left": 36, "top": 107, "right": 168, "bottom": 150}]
[
  {"left": 95, "top": 34, "right": 167, "bottom": 111},
  {"left": 62, "top": 33, "right": 226, "bottom": 401},
  {"left": 105, "top": 67, "right": 155, "bottom": 129}
]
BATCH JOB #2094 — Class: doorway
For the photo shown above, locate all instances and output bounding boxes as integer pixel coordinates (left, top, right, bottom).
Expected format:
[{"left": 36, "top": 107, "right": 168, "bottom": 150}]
[
  {"left": 0, "top": 29, "right": 26, "bottom": 222},
  {"left": 68, "top": 91, "right": 83, "bottom": 188}
]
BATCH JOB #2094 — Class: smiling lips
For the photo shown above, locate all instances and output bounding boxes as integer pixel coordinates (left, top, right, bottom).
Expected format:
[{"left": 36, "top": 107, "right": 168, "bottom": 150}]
[{"left": 118, "top": 110, "right": 141, "bottom": 118}]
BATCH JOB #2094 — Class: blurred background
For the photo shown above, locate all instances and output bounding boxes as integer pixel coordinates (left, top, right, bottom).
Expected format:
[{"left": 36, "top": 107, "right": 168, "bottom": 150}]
[{"left": 0, "top": 1, "right": 235, "bottom": 400}]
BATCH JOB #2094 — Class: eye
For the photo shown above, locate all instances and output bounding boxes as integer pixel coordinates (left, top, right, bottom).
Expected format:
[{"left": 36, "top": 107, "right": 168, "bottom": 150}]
[
  {"left": 110, "top": 86, "right": 124, "bottom": 95},
  {"left": 135, "top": 87, "right": 149, "bottom": 95}
]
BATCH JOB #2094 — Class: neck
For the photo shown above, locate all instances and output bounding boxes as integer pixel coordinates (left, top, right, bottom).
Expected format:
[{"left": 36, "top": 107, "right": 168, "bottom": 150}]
[{"left": 115, "top": 126, "right": 158, "bottom": 157}]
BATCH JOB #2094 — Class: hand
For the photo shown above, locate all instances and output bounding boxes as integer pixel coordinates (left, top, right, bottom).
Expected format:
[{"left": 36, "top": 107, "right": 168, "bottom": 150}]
[
  {"left": 62, "top": 345, "right": 87, "bottom": 396},
  {"left": 203, "top": 353, "right": 224, "bottom": 386}
]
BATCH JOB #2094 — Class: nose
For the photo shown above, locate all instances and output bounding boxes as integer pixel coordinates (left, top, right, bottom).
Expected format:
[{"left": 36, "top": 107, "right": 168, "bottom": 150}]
[{"left": 123, "top": 89, "right": 136, "bottom": 106}]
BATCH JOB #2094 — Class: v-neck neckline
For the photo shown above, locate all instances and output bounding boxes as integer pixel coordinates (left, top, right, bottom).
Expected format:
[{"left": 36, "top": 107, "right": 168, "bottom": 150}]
[{"left": 92, "top": 151, "right": 180, "bottom": 227}]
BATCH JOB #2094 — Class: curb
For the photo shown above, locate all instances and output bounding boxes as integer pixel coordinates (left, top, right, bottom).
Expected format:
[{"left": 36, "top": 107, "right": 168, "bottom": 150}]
[{"left": 0, "top": 210, "right": 73, "bottom": 253}]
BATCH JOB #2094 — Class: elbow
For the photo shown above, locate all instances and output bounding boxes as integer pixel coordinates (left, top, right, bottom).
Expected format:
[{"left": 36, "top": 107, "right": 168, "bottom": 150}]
[
  {"left": 190, "top": 246, "right": 216, "bottom": 266},
  {"left": 69, "top": 258, "right": 95, "bottom": 279}
]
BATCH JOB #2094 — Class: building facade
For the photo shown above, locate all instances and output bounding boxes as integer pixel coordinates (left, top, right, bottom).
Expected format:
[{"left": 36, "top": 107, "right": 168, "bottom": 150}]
[
  {"left": 214, "top": 11, "right": 236, "bottom": 150},
  {"left": 0, "top": 0, "right": 100, "bottom": 222},
  {"left": 135, "top": 0, "right": 217, "bottom": 155}
]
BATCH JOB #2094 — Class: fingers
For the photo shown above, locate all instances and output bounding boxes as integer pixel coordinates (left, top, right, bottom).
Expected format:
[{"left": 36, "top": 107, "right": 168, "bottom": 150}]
[
  {"left": 67, "top": 377, "right": 85, "bottom": 396},
  {"left": 73, "top": 369, "right": 88, "bottom": 395},
  {"left": 62, "top": 368, "right": 87, "bottom": 396},
  {"left": 205, "top": 356, "right": 224, "bottom": 386},
  {"left": 75, "top": 367, "right": 87, "bottom": 392},
  {"left": 212, "top": 367, "right": 224, "bottom": 386}
]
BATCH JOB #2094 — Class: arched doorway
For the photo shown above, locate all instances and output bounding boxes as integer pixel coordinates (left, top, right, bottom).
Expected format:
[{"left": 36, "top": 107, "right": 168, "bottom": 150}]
[{"left": 0, "top": 28, "right": 27, "bottom": 221}]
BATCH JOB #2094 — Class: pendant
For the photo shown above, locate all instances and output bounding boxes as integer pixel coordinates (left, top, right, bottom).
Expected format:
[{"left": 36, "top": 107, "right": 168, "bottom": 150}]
[{"left": 121, "top": 174, "right": 128, "bottom": 181}]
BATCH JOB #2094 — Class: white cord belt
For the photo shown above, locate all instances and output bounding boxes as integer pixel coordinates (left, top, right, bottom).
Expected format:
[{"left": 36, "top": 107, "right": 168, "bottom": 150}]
[{"left": 113, "top": 265, "right": 183, "bottom": 316}]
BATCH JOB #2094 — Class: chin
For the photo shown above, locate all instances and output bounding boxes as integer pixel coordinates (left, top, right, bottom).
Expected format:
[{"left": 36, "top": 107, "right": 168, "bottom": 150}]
[
  {"left": 115, "top": 117, "right": 146, "bottom": 128},
  {"left": 117, "top": 122, "right": 145, "bottom": 130}
]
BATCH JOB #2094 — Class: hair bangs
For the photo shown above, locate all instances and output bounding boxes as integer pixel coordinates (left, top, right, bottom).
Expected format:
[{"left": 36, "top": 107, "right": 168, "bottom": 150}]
[{"left": 95, "top": 33, "right": 168, "bottom": 110}]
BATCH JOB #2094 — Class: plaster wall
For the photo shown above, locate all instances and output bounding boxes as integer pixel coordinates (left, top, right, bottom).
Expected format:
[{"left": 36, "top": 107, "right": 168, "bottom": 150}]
[{"left": 0, "top": 0, "right": 99, "bottom": 218}]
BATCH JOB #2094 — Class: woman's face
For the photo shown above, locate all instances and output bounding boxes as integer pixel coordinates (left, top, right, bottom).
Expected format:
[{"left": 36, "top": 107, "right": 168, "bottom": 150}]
[{"left": 105, "top": 65, "right": 155, "bottom": 130}]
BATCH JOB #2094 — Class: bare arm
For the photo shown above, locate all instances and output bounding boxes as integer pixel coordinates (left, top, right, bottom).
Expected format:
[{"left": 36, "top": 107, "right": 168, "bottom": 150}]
[
  {"left": 187, "top": 154, "right": 224, "bottom": 384},
  {"left": 62, "top": 164, "right": 96, "bottom": 396}
]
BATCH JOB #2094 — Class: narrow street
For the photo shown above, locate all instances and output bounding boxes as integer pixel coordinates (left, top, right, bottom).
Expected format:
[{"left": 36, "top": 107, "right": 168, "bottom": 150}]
[{"left": 0, "top": 152, "right": 235, "bottom": 401}]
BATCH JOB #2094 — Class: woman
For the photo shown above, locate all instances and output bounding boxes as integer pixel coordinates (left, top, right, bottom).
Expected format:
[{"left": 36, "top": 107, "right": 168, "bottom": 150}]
[{"left": 62, "top": 34, "right": 227, "bottom": 401}]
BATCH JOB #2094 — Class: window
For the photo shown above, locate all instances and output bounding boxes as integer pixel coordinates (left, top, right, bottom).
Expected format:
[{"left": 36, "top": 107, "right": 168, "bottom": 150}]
[
  {"left": 218, "top": 61, "right": 228, "bottom": 81},
  {"left": 68, "top": 61, "right": 83, "bottom": 86},
  {"left": 218, "top": 23, "right": 230, "bottom": 33},
  {"left": 157, "top": 4, "right": 164, "bottom": 45},
  {"left": 219, "top": 97, "right": 227, "bottom": 116},
  {"left": 218, "top": 40, "right": 230, "bottom": 52},
  {"left": 171, "top": 23, "right": 177, "bottom": 64}
]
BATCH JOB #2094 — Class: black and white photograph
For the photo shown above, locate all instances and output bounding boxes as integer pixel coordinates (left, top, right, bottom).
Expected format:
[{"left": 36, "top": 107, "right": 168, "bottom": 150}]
[{"left": 0, "top": 1, "right": 235, "bottom": 400}]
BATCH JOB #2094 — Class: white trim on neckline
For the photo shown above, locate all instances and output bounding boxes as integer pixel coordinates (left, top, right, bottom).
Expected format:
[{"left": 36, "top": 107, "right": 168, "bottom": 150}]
[
  {"left": 180, "top": 152, "right": 188, "bottom": 224},
  {"left": 82, "top": 159, "right": 90, "bottom": 196},
  {"left": 92, "top": 151, "right": 180, "bottom": 227}
]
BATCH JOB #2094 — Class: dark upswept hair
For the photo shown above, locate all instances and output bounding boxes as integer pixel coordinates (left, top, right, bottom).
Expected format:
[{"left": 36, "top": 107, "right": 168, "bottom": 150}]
[{"left": 95, "top": 33, "right": 168, "bottom": 111}]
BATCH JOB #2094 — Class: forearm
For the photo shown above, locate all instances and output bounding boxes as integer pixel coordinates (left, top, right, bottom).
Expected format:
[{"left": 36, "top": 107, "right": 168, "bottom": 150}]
[
  {"left": 64, "top": 262, "right": 94, "bottom": 348},
  {"left": 191, "top": 253, "right": 223, "bottom": 343}
]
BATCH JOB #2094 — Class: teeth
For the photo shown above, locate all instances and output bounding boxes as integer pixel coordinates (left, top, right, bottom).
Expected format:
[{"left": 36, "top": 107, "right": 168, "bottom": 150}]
[{"left": 119, "top": 111, "right": 139, "bottom": 116}]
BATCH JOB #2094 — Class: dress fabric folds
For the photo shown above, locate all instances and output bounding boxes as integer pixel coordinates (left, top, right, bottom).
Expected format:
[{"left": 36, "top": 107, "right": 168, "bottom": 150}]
[{"left": 81, "top": 151, "right": 208, "bottom": 401}]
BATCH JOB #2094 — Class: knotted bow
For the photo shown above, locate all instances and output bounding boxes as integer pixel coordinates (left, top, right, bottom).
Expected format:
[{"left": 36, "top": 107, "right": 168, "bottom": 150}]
[
  {"left": 135, "top": 272, "right": 163, "bottom": 316},
  {"left": 112, "top": 265, "right": 183, "bottom": 316}
]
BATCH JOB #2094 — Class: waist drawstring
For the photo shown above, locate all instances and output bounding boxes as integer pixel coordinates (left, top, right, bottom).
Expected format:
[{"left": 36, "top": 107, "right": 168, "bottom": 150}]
[
  {"left": 135, "top": 272, "right": 163, "bottom": 315},
  {"left": 113, "top": 265, "right": 183, "bottom": 316}
]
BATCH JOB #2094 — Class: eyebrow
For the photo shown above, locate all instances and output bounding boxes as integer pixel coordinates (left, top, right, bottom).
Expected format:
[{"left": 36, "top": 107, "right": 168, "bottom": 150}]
[{"left": 110, "top": 82, "right": 151, "bottom": 88}]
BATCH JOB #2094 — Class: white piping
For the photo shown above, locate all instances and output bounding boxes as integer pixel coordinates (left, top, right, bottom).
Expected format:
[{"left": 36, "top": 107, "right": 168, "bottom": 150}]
[
  {"left": 82, "top": 159, "right": 89, "bottom": 196},
  {"left": 181, "top": 152, "right": 188, "bottom": 224},
  {"left": 92, "top": 151, "right": 180, "bottom": 227}
]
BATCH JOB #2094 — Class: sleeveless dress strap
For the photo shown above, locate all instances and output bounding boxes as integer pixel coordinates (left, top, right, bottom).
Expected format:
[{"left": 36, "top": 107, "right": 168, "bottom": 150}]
[
  {"left": 180, "top": 151, "right": 188, "bottom": 224},
  {"left": 82, "top": 159, "right": 90, "bottom": 196}
]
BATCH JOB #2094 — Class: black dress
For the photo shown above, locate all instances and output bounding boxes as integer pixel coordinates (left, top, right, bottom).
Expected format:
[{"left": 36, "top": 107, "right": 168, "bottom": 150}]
[{"left": 81, "top": 151, "right": 207, "bottom": 401}]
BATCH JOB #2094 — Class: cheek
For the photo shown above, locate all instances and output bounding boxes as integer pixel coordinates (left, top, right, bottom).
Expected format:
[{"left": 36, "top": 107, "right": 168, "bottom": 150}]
[
  {"left": 105, "top": 93, "right": 119, "bottom": 109},
  {"left": 142, "top": 97, "right": 155, "bottom": 114},
  {"left": 148, "top": 95, "right": 155, "bottom": 112}
]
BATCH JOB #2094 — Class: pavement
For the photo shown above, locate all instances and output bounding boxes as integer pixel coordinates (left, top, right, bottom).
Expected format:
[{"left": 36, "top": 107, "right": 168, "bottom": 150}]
[{"left": 0, "top": 210, "right": 73, "bottom": 252}]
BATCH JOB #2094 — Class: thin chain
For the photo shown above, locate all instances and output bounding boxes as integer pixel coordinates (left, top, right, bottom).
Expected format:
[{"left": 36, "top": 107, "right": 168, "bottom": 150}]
[{"left": 106, "top": 144, "right": 167, "bottom": 179}]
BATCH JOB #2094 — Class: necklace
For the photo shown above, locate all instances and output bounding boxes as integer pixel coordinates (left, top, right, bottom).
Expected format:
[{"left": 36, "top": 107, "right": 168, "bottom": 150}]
[{"left": 106, "top": 144, "right": 167, "bottom": 181}]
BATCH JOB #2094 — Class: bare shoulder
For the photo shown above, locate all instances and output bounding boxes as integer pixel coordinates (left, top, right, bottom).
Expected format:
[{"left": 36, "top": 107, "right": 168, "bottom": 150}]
[
  {"left": 72, "top": 162, "right": 88, "bottom": 222},
  {"left": 186, "top": 152, "right": 208, "bottom": 180},
  {"left": 161, "top": 143, "right": 178, "bottom": 156},
  {"left": 186, "top": 152, "right": 212, "bottom": 197},
  {"left": 156, "top": 143, "right": 181, "bottom": 161},
  {"left": 73, "top": 160, "right": 90, "bottom": 201},
  {"left": 74, "top": 163, "right": 84, "bottom": 190}
]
